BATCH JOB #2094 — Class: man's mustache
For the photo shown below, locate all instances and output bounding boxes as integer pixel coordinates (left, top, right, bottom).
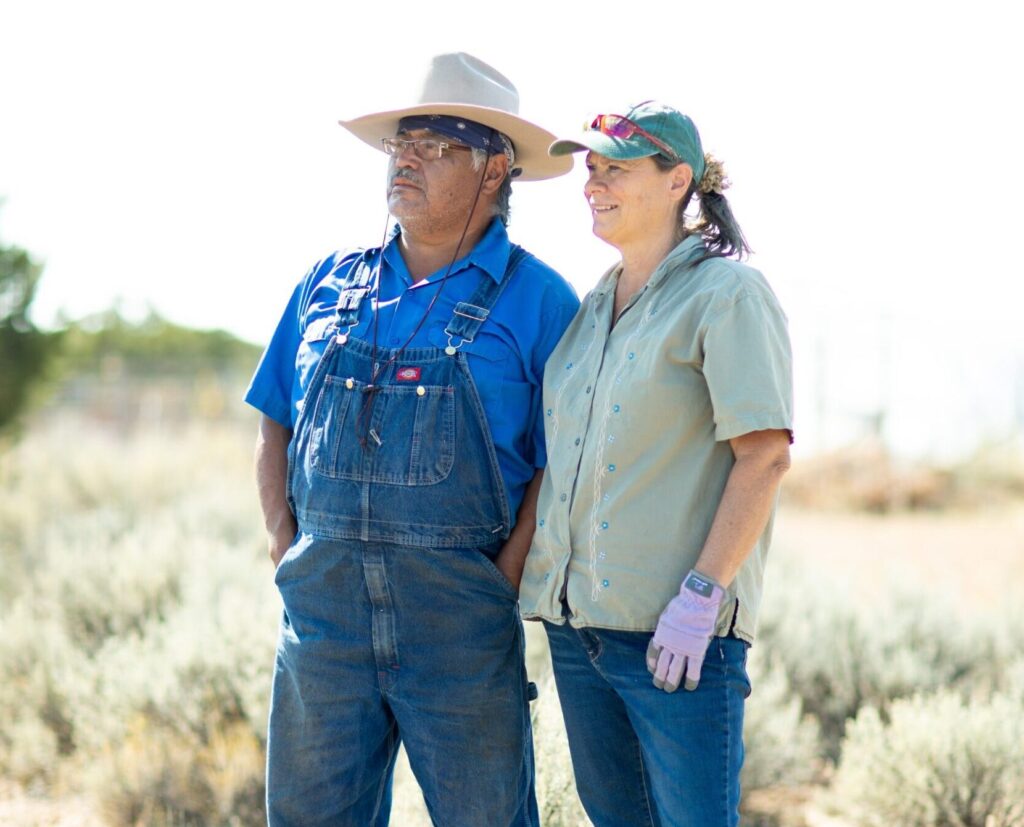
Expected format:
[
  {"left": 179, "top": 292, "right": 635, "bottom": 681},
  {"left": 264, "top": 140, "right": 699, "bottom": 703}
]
[{"left": 389, "top": 170, "right": 425, "bottom": 189}]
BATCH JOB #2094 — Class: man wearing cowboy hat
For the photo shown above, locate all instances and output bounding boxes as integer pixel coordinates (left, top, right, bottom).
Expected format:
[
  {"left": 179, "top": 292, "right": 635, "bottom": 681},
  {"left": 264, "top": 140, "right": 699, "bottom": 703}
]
[{"left": 245, "top": 53, "right": 579, "bottom": 826}]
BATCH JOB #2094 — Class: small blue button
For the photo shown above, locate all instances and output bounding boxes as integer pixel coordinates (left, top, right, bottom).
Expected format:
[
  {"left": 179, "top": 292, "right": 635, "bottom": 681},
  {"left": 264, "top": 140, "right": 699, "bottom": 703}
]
[
  {"left": 566, "top": 362, "right": 573, "bottom": 369},
  {"left": 546, "top": 408, "right": 552, "bottom": 416},
  {"left": 627, "top": 352, "right": 635, "bottom": 360},
  {"left": 574, "top": 437, "right": 580, "bottom": 445},
  {"left": 602, "top": 579, "right": 610, "bottom": 588},
  {"left": 538, "top": 519, "right": 545, "bottom": 527},
  {"left": 608, "top": 464, "right": 616, "bottom": 472},
  {"left": 613, "top": 404, "right": 621, "bottom": 413},
  {"left": 560, "top": 493, "right": 568, "bottom": 502},
  {"left": 585, "top": 385, "right": 592, "bottom": 393},
  {"left": 600, "top": 521, "right": 609, "bottom": 530}
]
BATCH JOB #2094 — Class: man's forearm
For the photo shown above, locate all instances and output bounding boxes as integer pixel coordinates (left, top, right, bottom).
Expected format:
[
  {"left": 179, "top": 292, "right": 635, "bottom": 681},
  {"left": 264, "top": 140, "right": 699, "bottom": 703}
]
[
  {"left": 494, "top": 469, "right": 544, "bottom": 590},
  {"left": 255, "top": 414, "right": 297, "bottom": 565}
]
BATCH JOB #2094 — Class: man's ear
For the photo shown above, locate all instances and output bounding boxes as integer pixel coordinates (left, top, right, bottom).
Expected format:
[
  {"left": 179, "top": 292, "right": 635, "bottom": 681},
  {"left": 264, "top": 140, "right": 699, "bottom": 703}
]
[{"left": 481, "top": 153, "right": 510, "bottom": 195}]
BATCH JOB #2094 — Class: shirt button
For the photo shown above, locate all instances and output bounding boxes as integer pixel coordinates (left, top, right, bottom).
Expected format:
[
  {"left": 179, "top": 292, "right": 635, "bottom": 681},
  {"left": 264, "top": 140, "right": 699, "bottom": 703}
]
[
  {"left": 546, "top": 408, "right": 553, "bottom": 417},
  {"left": 560, "top": 493, "right": 568, "bottom": 502},
  {"left": 627, "top": 352, "right": 635, "bottom": 360},
  {"left": 600, "top": 521, "right": 609, "bottom": 530},
  {"left": 608, "top": 464, "right": 616, "bottom": 472},
  {"left": 585, "top": 385, "right": 592, "bottom": 394},
  {"left": 538, "top": 518, "right": 545, "bottom": 527},
  {"left": 574, "top": 437, "right": 580, "bottom": 446},
  {"left": 613, "top": 404, "right": 621, "bottom": 413}
]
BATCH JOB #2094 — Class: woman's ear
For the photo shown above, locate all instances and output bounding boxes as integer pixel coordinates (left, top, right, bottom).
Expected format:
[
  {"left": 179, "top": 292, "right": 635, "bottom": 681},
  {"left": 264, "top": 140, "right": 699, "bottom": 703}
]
[{"left": 669, "top": 162, "right": 694, "bottom": 202}]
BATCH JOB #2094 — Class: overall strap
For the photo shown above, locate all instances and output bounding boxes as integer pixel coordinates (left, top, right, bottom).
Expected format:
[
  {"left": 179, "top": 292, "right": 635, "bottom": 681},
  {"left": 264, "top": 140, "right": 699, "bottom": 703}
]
[
  {"left": 443, "top": 245, "right": 529, "bottom": 350},
  {"left": 331, "top": 250, "right": 377, "bottom": 329}
]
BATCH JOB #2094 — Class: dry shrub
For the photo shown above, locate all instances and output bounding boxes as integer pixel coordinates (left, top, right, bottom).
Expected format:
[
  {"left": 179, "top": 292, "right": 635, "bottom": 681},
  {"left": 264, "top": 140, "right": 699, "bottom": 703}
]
[
  {"left": 92, "top": 715, "right": 264, "bottom": 827},
  {"left": 530, "top": 674, "right": 592, "bottom": 827},
  {"left": 832, "top": 681, "right": 1024, "bottom": 827},
  {"left": 755, "top": 555, "right": 1017, "bottom": 760},
  {"left": 742, "top": 648, "right": 822, "bottom": 792},
  {"left": 783, "top": 439, "right": 956, "bottom": 512},
  {"left": 783, "top": 437, "right": 1024, "bottom": 513},
  {"left": 0, "top": 412, "right": 275, "bottom": 824}
]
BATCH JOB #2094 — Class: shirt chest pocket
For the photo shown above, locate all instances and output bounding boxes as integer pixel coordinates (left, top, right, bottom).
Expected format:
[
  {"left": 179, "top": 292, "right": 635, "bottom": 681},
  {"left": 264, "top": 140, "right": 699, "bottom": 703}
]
[{"left": 427, "top": 327, "right": 514, "bottom": 382}]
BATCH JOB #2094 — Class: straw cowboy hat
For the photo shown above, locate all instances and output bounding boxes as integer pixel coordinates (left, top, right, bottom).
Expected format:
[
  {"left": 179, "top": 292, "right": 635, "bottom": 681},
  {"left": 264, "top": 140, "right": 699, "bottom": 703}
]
[{"left": 338, "top": 52, "right": 572, "bottom": 182}]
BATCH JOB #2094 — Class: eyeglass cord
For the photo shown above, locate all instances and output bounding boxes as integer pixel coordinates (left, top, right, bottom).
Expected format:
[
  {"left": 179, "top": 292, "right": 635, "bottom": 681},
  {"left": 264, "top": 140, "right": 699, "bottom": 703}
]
[{"left": 355, "top": 130, "right": 495, "bottom": 448}]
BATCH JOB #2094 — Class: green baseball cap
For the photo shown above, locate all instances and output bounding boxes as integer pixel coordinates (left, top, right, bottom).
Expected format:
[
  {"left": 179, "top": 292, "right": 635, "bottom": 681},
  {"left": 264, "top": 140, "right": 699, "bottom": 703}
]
[{"left": 549, "top": 100, "right": 705, "bottom": 183}]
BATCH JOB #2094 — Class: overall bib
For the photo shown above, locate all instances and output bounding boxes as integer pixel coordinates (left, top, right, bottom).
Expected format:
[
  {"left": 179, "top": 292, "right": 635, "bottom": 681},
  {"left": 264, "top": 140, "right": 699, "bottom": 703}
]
[{"left": 267, "top": 248, "right": 538, "bottom": 827}]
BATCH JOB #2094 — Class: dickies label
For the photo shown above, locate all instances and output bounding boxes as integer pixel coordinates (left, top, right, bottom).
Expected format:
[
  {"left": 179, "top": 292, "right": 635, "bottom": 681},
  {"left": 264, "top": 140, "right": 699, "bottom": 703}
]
[{"left": 396, "top": 367, "right": 422, "bottom": 382}]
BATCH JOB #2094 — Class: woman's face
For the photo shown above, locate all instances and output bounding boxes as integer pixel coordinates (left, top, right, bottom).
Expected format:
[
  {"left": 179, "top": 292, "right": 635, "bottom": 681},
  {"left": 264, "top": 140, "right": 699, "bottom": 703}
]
[{"left": 583, "top": 152, "right": 688, "bottom": 252}]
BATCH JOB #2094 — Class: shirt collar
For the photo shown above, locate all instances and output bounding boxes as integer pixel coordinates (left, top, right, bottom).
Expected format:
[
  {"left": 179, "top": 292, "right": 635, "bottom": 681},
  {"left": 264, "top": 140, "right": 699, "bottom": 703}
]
[
  {"left": 380, "top": 217, "right": 510, "bottom": 286},
  {"left": 648, "top": 234, "right": 706, "bottom": 289},
  {"left": 590, "top": 234, "right": 708, "bottom": 299}
]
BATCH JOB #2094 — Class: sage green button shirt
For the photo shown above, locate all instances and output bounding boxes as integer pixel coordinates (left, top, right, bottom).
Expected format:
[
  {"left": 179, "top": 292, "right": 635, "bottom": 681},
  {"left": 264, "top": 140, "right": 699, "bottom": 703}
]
[{"left": 519, "top": 236, "right": 793, "bottom": 643}]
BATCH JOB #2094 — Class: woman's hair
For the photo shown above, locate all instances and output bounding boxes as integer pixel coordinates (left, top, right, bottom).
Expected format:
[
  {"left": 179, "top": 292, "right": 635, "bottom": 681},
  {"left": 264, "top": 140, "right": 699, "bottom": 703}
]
[{"left": 652, "top": 153, "right": 750, "bottom": 262}]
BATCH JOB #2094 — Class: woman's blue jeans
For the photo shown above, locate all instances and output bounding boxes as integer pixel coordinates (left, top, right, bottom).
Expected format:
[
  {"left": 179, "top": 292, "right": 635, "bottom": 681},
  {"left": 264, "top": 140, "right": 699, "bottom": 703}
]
[{"left": 543, "top": 619, "right": 750, "bottom": 827}]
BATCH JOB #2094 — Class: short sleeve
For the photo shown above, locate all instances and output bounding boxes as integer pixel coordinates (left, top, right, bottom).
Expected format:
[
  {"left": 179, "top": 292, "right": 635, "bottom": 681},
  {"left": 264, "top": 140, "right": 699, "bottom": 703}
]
[
  {"left": 243, "top": 279, "right": 305, "bottom": 427},
  {"left": 702, "top": 293, "right": 794, "bottom": 442}
]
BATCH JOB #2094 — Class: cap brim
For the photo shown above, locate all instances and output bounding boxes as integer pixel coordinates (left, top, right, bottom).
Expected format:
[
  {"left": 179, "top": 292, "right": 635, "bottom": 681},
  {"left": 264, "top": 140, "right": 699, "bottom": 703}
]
[
  {"left": 549, "top": 132, "right": 658, "bottom": 161},
  {"left": 339, "top": 103, "right": 573, "bottom": 181}
]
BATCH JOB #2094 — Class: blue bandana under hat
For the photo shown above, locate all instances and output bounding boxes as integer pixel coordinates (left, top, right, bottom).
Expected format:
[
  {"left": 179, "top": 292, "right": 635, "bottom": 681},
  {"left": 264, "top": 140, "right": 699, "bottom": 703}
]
[{"left": 398, "top": 115, "right": 511, "bottom": 156}]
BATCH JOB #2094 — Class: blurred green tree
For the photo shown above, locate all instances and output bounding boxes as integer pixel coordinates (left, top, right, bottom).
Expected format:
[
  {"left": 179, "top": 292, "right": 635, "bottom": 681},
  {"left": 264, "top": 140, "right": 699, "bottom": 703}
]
[{"left": 0, "top": 227, "right": 53, "bottom": 431}]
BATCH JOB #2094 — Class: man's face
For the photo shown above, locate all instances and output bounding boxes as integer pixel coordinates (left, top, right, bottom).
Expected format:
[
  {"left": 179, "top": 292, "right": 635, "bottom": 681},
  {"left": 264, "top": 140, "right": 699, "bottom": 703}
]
[{"left": 386, "top": 128, "right": 485, "bottom": 236}]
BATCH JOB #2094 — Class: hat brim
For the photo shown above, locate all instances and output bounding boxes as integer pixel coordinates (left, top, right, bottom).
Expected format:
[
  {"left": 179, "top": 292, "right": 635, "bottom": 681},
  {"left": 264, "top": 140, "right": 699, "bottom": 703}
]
[
  {"left": 340, "top": 104, "right": 573, "bottom": 182},
  {"left": 549, "top": 132, "right": 659, "bottom": 161}
]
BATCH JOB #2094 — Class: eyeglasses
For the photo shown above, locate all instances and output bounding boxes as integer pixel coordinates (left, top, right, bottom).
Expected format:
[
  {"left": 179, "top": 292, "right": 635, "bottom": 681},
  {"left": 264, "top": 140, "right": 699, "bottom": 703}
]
[
  {"left": 588, "top": 114, "right": 680, "bottom": 162},
  {"left": 381, "top": 137, "right": 474, "bottom": 161}
]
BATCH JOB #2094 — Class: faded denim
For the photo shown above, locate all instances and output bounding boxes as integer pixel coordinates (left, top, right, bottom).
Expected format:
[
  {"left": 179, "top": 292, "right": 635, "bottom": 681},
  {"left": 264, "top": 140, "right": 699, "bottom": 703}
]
[
  {"left": 266, "top": 250, "right": 538, "bottom": 826},
  {"left": 268, "top": 539, "right": 536, "bottom": 826},
  {"left": 543, "top": 619, "right": 750, "bottom": 827}
]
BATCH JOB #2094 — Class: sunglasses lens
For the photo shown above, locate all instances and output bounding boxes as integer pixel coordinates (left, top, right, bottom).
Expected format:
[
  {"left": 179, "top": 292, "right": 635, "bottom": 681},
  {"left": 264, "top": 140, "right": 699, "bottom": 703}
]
[
  {"left": 606, "top": 117, "right": 633, "bottom": 138},
  {"left": 591, "top": 115, "right": 633, "bottom": 138}
]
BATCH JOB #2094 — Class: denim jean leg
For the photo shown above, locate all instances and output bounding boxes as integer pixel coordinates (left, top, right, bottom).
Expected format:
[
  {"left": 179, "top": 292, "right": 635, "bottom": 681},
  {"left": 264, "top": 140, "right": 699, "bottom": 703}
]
[
  {"left": 543, "top": 620, "right": 659, "bottom": 827},
  {"left": 546, "top": 621, "right": 750, "bottom": 827},
  {"left": 626, "top": 636, "right": 750, "bottom": 827},
  {"left": 266, "top": 536, "right": 400, "bottom": 826},
  {"left": 386, "top": 546, "right": 539, "bottom": 827}
]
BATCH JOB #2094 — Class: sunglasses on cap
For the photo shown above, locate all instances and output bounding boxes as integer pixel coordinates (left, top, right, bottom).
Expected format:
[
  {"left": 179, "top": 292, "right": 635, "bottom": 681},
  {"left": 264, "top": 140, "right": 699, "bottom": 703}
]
[{"left": 588, "top": 114, "right": 681, "bottom": 162}]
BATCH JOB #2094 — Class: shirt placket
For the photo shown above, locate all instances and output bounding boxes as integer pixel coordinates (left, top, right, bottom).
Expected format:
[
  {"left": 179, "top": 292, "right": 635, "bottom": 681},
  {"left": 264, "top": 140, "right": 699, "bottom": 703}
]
[{"left": 573, "top": 284, "right": 653, "bottom": 604}]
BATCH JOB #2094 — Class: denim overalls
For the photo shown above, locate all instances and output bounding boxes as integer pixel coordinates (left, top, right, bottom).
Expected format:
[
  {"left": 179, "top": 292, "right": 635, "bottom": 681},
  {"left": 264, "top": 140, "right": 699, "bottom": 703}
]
[{"left": 267, "top": 248, "right": 539, "bottom": 827}]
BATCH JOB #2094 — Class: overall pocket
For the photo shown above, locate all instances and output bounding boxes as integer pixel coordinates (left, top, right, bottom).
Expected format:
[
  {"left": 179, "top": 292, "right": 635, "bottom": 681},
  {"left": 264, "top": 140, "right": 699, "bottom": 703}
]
[{"left": 310, "top": 375, "right": 456, "bottom": 485}]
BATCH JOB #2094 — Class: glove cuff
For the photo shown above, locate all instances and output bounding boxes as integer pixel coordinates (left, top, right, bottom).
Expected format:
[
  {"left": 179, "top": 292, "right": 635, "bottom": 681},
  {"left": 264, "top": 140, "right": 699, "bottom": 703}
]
[{"left": 681, "top": 568, "right": 724, "bottom": 600}]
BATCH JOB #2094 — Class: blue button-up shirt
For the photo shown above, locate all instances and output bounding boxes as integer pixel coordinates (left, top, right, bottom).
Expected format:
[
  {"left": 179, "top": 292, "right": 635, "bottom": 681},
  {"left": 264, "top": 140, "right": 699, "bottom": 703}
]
[{"left": 245, "top": 218, "right": 580, "bottom": 518}]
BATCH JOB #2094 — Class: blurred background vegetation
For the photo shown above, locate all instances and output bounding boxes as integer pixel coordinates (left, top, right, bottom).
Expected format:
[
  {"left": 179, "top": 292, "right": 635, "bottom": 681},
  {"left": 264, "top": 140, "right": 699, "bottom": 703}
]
[{"left": 2, "top": 232, "right": 1024, "bottom": 826}]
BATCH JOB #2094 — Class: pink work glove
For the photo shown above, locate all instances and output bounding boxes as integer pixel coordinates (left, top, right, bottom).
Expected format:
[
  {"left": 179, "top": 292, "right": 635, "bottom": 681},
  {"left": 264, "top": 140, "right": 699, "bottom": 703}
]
[{"left": 646, "top": 569, "right": 724, "bottom": 693}]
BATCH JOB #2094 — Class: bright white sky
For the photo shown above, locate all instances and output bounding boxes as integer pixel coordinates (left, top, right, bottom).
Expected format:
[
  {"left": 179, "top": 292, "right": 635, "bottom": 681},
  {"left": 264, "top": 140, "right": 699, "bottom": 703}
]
[{"left": 2, "top": 0, "right": 1023, "bottom": 458}]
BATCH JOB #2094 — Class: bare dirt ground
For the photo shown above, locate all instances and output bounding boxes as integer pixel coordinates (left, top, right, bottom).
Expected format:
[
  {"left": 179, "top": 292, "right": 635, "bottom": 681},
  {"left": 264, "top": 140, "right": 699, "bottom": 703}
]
[{"left": 773, "top": 503, "right": 1024, "bottom": 611}]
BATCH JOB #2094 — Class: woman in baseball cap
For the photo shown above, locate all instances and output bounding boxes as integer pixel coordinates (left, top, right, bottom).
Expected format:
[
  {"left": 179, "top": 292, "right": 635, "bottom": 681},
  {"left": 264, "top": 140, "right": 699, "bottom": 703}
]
[{"left": 519, "top": 101, "right": 795, "bottom": 827}]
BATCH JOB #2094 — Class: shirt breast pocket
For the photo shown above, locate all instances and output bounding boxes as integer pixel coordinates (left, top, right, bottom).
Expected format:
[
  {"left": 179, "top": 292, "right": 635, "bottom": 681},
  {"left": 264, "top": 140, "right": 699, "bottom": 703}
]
[{"left": 428, "top": 327, "right": 513, "bottom": 381}]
